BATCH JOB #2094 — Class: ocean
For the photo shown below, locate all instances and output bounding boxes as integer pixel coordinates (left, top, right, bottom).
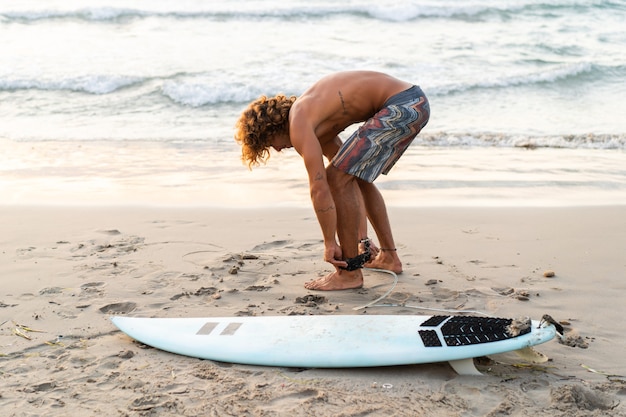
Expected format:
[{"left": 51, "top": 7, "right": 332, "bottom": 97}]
[{"left": 2, "top": 0, "right": 625, "bottom": 207}]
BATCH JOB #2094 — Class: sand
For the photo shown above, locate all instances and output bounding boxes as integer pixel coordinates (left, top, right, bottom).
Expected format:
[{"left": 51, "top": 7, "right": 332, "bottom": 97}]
[{"left": 1, "top": 205, "right": 625, "bottom": 416}]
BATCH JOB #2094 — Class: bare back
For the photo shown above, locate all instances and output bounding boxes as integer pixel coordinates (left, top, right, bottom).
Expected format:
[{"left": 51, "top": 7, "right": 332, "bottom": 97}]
[{"left": 289, "top": 71, "right": 413, "bottom": 146}]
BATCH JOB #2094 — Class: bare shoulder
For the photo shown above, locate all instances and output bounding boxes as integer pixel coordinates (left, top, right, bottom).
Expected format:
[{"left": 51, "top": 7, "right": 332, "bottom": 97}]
[
  {"left": 288, "top": 97, "right": 321, "bottom": 148},
  {"left": 289, "top": 95, "right": 317, "bottom": 130}
]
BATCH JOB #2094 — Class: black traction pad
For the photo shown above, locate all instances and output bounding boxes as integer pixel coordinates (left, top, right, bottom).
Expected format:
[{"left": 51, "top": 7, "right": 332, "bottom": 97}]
[
  {"left": 418, "top": 330, "right": 442, "bottom": 347},
  {"left": 420, "top": 315, "right": 450, "bottom": 327},
  {"left": 418, "top": 315, "right": 531, "bottom": 347}
]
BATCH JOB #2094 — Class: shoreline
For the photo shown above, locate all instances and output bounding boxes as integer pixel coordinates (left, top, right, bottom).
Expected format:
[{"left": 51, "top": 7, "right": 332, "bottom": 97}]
[
  {"left": 1, "top": 205, "right": 625, "bottom": 415},
  {"left": 3, "top": 138, "right": 626, "bottom": 208}
]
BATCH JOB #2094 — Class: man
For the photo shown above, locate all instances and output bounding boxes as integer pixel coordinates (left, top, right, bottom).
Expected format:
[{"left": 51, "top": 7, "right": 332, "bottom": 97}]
[{"left": 235, "top": 71, "right": 430, "bottom": 291}]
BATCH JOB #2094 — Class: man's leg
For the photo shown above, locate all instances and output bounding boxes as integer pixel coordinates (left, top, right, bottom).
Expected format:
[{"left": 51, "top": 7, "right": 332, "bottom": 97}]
[
  {"left": 357, "top": 180, "right": 403, "bottom": 273},
  {"left": 356, "top": 189, "right": 380, "bottom": 259},
  {"left": 304, "top": 165, "right": 364, "bottom": 290}
]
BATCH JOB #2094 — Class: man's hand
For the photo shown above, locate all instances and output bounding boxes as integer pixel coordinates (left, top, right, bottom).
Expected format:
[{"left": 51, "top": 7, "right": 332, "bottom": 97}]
[
  {"left": 359, "top": 238, "right": 379, "bottom": 262},
  {"left": 324, "top": 242, "right": 347, "bottom": 269}
]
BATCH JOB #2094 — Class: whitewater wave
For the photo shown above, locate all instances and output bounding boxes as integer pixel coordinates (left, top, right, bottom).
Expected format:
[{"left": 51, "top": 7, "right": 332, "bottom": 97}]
[
  {"left": 7, "top": 131, "right": 625, "bottom": 150},
  {"left": 161, "top": 80, "right": 265, "bottom": 106},
  {"left": 430, "top": 62, "right": 599, "bottom": 95},
  {"left": 1, "top": 61, "right": 610, "bottom": 104},
  {"left": 0, "top": 0, "right": 612, "bottom": 24},
  {"left": 0, "top": 74, "right": 144, "bottom": 94},
  {"left": 415, "top": 132, "right": 626, "bottom": 150},
  {"left": 0, "top": 63, "right": 626, "bottom": 108}
]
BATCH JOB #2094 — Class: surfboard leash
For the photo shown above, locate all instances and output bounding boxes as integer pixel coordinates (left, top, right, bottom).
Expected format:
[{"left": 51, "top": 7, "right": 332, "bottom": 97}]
[
  {"left": 352, "top": 267, "right": 399, "bottom": 311},
  {"left": 339, "top": 238, "right": 372, "bottom": 271}
]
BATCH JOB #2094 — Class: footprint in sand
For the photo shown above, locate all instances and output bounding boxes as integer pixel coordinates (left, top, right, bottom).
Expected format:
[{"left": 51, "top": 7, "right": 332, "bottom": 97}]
[
  {"left": 16, "top": 246, "right": 37, "bottom": 258},
  {"left": 245, "top": 285, "right": 272, "bottom": 292},
  {"left": 80, "top": 281, "right": 106, "bottom": 297},
  {"left": 295, "top": 294, "right": 327, "bottom": 307},
  {"left": 129, "top": 394, "right": 175, "bottom": 412},
  {"left": 263, "top": 388, "right": 323, "bottom": 409},
  {"left": 99, "top": 301, "right": 137, "bottom": 314},
  {"left": 71, "top": 236, "right": 144, "bottom": 259},
  {"left": 430, "top": 287, "right": 460, "bottom": 300},
  {"left": 97, "top": 229, "right": 121, "bottom": 235},
  {"left": 252, "top": 239, "right": 322, "bottom": 253},
  {"left": 251, "top": 240, "right": 293, "bottom": 252},
  {"left": 551, "top": 385, "right": 618, "bottom": 411},
  {"left": 170, "top": 286, "right": 218, "bottom": 300},
  {"left": 39, "top": 287, "right": 65, "bottom": 295},
  {"left": 27, "top": 381, "right": 57, "bottom": 393}
]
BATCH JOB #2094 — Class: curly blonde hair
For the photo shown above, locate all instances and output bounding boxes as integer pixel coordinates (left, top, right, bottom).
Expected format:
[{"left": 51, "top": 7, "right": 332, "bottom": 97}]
[{"left": 234, "top": 94, "right": 296, "bottom": 168}]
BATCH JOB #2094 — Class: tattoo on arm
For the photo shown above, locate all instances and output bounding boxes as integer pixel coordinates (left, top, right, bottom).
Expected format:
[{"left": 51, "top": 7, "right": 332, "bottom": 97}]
[
  {"left": 338, "top": 91, "right": 348, "bottom": 114},
  {"left": 314, "top": 171, "right": 324, "bottom": 181}
]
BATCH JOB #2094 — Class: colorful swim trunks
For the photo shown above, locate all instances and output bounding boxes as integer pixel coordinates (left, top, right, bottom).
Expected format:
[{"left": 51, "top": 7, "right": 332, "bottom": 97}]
[{"left": 331, "top": 85, "right": 430, "bottom": 183}]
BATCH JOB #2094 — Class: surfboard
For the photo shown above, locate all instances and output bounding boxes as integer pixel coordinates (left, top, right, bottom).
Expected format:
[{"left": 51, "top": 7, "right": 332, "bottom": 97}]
[{"left": 111, "top": 314, "right": 557, "bottom": 375}]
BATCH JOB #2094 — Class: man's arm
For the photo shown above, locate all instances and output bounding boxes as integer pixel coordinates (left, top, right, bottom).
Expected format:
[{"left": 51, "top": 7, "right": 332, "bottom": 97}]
[
  {"left": 291, "top": 123, "right": 345, "bottom": 267},
  {"left": 301, "top": 134, "right": 334, "bottom": 225}
]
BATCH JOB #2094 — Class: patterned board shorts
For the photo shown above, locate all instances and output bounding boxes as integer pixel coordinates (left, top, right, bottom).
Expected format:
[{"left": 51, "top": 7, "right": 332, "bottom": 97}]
[{"left": 331, "top": 85, "right": 430, "bottom": 183}]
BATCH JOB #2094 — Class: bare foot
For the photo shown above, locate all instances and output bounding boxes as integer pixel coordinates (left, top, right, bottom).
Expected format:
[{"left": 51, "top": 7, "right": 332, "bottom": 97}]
[
  {"left": 304, "top": 269, "right": 363, "bottom": 291},
  {"left": 365, "top": 252, "right": 402, "bottom": 274}
]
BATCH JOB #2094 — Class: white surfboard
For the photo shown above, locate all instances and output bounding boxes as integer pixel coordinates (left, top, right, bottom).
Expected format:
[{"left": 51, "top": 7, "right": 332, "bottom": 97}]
[{"left": 111, "top": 314, "right": 556, "bottom": 375}]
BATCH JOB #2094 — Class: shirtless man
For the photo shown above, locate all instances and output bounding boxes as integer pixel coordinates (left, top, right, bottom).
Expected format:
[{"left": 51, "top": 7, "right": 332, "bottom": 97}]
[{"left": 235, "top": 71, "right": 430, "bottom": 290}]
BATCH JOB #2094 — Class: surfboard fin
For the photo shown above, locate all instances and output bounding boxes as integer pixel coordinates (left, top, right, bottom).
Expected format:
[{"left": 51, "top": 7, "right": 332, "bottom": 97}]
[{"left": 448, "top": 358, "right": 483, "bottom": 376}]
